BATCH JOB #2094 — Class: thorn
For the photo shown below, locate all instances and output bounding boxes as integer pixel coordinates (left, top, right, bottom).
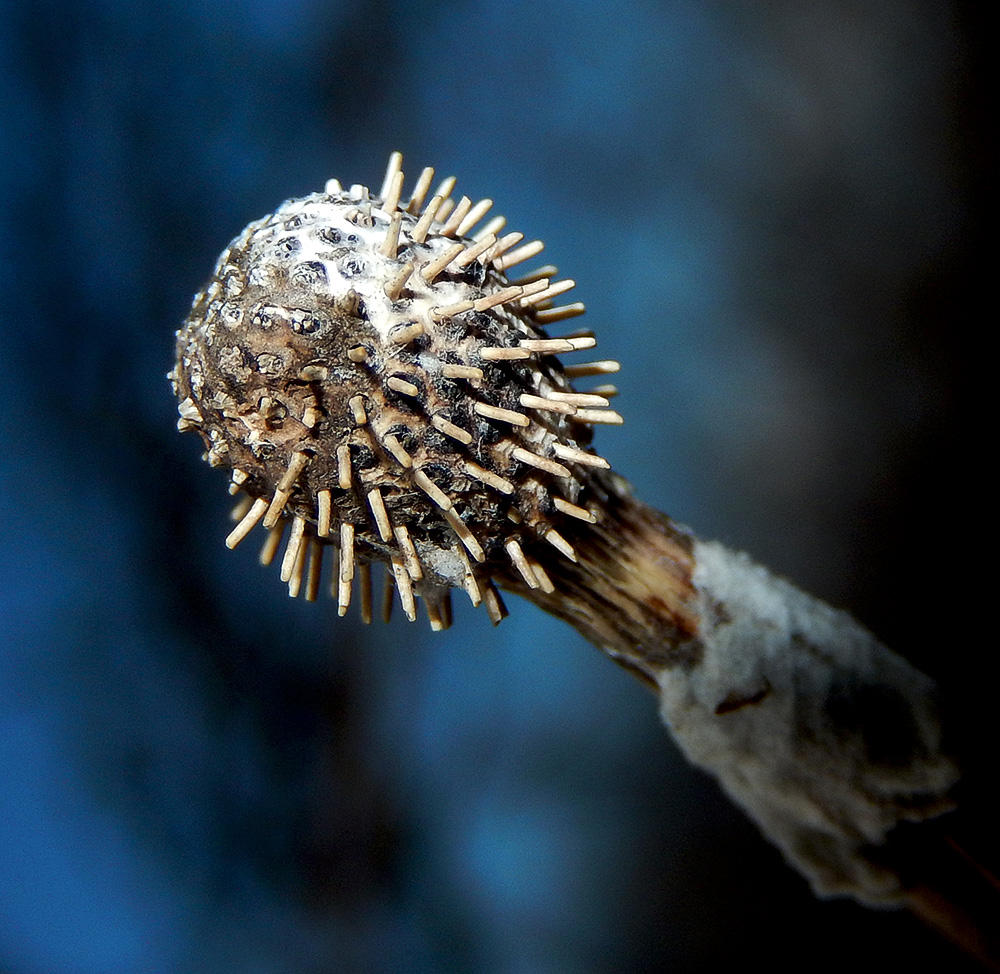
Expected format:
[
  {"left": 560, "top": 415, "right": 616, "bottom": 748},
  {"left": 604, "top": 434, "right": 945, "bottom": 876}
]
[
  {"left": 391, "top": 553, "right": 417, "bottom": 622},
  {"left": 280, "top": 515, "right": 307, "bottom": 583},
  {"left": 384, "top": 261, "right": 415, "bottom": 301},
  {"left": 505, "top": 539, "right": 539, "bottom": 589},
  {"left": 387, "top": 375, "right": 421, "bottom": 397},
  {"left": 488, "top": 231, "right": 524, "bottom": 262},
  {"left": 411, "top": 194, "right": 444, "bottom": 243},
  {"left": 553, "top": 496, "right": 597, "bottom": 523},
  {"left": 305, "top": 538, "right": 323, "bottom": 602},
  {"left": 493, "top": 239, "right": 545, "bottom": 271},
  {"left": 381, "top": 169, "right": 405, "bottom": 215},
  {"left": 338, "top": 522, "right": 355, "bottom": 615},
  {"left": 441, "top": 363, "right": 484, "bottom": 381},
  {"left": 226, "top": 497, "right": 269, "bottom": 549},
  {"left": 347, "top": 345, "right": 369, "bottom": 363},
  {"left": 367, "top": 488, "right": 393, "bottom": 542},
  {"left": 420, "top": 243, "right": 465, "bottom": 283},
  {"left": 507, "top": 264, "right": 558, "bottom": 286},
  {"left": 432, "top": 300, "right": 475, "bottom": 320},
  {"left": 573, "top": 408, "right": 624, "bottom": 425},
  {"left": 528, "top": 558, "right": 555, "bottom": 594},
  {"left": 457, "top": 198, "right": 494, "bottom": 237},
  {"left": 379, "top": 151, "right": 403, "bottom": 201},
  {"left": 519, "top": 279, "right": 575, "bottom": 307},
  {"left": 406, "top": 166, "right": 435, "bottom": 214},
  {"left": 413, "top": 469, "right": 452, "bottom": 511},
  {"left": 479, "top": 345, "right": 531, "bottom": 362},
  {"left": 349, "top": 395, "right": 368, "bottom": 425},
  {"left": 390, "top": 321, "right": 425, "bottom": 345},
  {"left": 474, "top": 214, "right": 506, "bottom": 241},
  {"left": 463, "top": 461, "right": 514, "bottom": 494},
  {"left": 337, "top": 444, "right": 352, "bottom": 489},
  {"left": 511, "top": 447, "right": 571, "bottom": 478},
  {"left": 228, "top": 469, "right": 249, "bottom": 495},
  {"left": 286, "top": 524, "right": 310, "bottom": 598},
  {"left": 533, "top": 302, "right": 586, "bottom": 324},
  {"left": 445, "top": 508, "right": 485, "bottom": 561},
  {"left": 230, "top": 495, "right": 253, "bottom": 521},
  {"left": 358, "top": 562, "right": 373, "bottom": 624},
  {"left": 432, "top": 174, "right": 457, "bottom": 205},
  {"left": 259, "top": 520, "right": 286, "bottom": 566},
  {"left": 551, "top": 442, "right": 611, "bottom": 468},
  {"left": 383, "top": 432, "right": 413, "bottom": 467},
  {"left": 431, "top": 413, "right": 473, "bottom": 445},
  {"left": 544, "top": 527, "right": 577, "bottom": 562},
  {"left": 563, "top": 359, "right": 620, "bottom": 378},
  {"left": 588, "top": 384, "right": 618, "bottom": 398},
  {"left": 317, "top": 489, "right": 332, "bottom": 537},
  {"left": 424, "top": 598, "right": 445, "bottom": 632},
  {"left": 474, "top": 285, "right": 523, "bottom": 313},
  {"left": 483, "top": 581, "right": 508, "bottom": 625},
  {"left": 548, "top": 391, "right": 610, "bottom": 407},
  {"left": 519, "top": 393, "right": 575, "bottom": 415},
  {"left": 452, "top": 233, "right": 498, "bottom": 268},
  {"left": 456, "top": 545, "right": 482, "bottom": 606},
  {"left": 474, "top": 402, "right": 530, "bottom": 427},
  {"left": 301, "top": 395, "right": 321, "bottom": 429},
  {"left": 334, "top": 289, "right": 361, "bottom": 317},
  {"left": 436, "top": 197, "right": 455, "bottom": 223},
  {"left": 262, "top": 452, "right": 310, "bottom": 529},
  {"left": 440, "top": 195, "right": 472, "bottom": 236},
  {"left": 519, "top": 338, "right": 578, "bottom": 354},
  {"left": 393, "top": 524, "right": 423, "bottom": 580},
  {"left": 324, "top": 177, "right": 344, "bottom": 195},
  {"left": 379, "top": 211, "right": 403, "bottom": 258}
]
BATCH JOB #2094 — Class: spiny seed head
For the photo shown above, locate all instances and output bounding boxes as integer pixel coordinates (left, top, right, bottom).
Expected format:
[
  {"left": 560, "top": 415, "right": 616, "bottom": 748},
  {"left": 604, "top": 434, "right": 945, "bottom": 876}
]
[{"left": 171, "top": 153, "right": 621, "bottom": 626}]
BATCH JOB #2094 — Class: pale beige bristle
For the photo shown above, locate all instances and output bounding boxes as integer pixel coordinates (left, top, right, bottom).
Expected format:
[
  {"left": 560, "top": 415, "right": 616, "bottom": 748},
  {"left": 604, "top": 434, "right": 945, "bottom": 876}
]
[
  {"left": 298, "top": 365, "right": 329, "bottom": 382},
  {"left": 519, "top": 393, "right": 575, "bottom": 415},
  {"left": 457, "top": 198, "right": 494, "bottom": 237},
  {"left": 381, "top": 566, "right": 394, "bottom": 623},
  {"left": 436, "top": 197, "right": 455, "bottom": 223},
  {"left": 379, "top": 151, "right": 403, "bottom": 201},
  {"left": 574, "top": 408, "right": 624, "bottom": 425},
  {"left": 337, "top": 445, "right": 352, "bottom": 490},
  {"left": 452, "top": 233, "right": 497, "bottom": 268},
  {"left": 413, "top": 469, "right": 452, "bottom": 511},
  {"left": 367, "top": 488, "right": 393, "bottom": 541},
  {"left": 473, "top": 402, "right": 530, "bottom": 427},
  {"left": 432, "top": 300, "right": 475, "bottom": 320},
  {"left": 456, "top": 545, "right": 483, "bottom": 606},
  {"left": 324, "top": 177, "right": 344, "bottom": 195},
  {"left": 335, "top": 289, "right": 361, "bottom": 317},
  {"left": 519, "top": 338, "right": 578, "bottom": 354},
  {"left": 286, "top": 530, "right": 309, "bottom": 598},
  {"left": 349, "top": 395, "right": 368, "bottom": 425},
  {"left": 305, "top": 539, "right": 323, "bottom": 602},
  {"left": 589, "top": 383, "right": 619, "bottom": 398},
  {"left": 379, "top": 211, "right": 403, "bottom": 259},
  {"left": 424, "top": 598, "right": 445, "bottom": 632},
  {"left": 280, "top": 515, "right": 308, "bottom": 583},
  {"left": 494, "top": 239, "right": 544, "bottom": 271},
  {"left": 431, "top": 413, "right": 473, "bottom": 445},
  {"left": 338, "top": 522, "right": 355, "bottom": 616},
  {"left": 528, "top": 558, "right": 555, "bottom": 594},
  {"left": 548, "top": 391, "right": 610, "bottom": 407},
  {"left": 507, "top": 263, "right": 558, "bottom": 286},
  {"left": 420, "top": 243, "right": 465, "bottom": 283},
  {"left": 302, "top": 395, "right": 321, "bottom": 429},
  {"left": 381, "top": 169, "right": 405, "bottom": 216},
  {"left": 562, "top": 359, "right": 620, "bottom": 378},
  {"left": 230, "top": 495, "right": 253, "bottom": 521},
  {"left": 229, "top": 469, "right": 249, "bottom": 495},
  {"left": 553, "top": 496, "right": 597, "bottom": 523},
  {"left": 390, "top": 321, "right": 425, "bottom": 345},
  {"left": 263, "top": 487, "right": 292, "bottom": 530},
  {"left": 393, "top": 524, "right": 423, "bottom": 580},
  {"left": 358, "top": 563, "right": 373, "bottom": 624},
  {"left": 441, "top": 363, "right": 484, "bottom": 381},
  {"left": 384, "top": 262, "right": 415, "bottom": 302},
  {"left": 347, "top": 345, "right": 369, "bottom": 364},
  {"left": 488, "top": 231, "right": 524, "bottom": 262},
  {"left": 226, "top": 497, "right": 268, "bottom": 549},
  {"left": 317, "top": 489, "right": 332, "bottom": 538},
  {"left": 445, "top": 508, "right": 485, "bottom": 562},
  {"left": 551, "top": 442, "right": 611, "bottom": 468},
  {"left": 383, "top": 433, "right": 414, "bottom": 468},
  {"left": 278, "top": 452, "right": 310, "bottom": 493},
  {"left": 505, "top": 539, "right": 539, "bottom": 589},
  {"left": 259, "top": 520, "right": 285, "bottom": 566},
  {"left": 544, "top": 527, "right": 577, "bottom": 562},
  {"left": 474, "top": 285, "right": 523, "bottom": 313},
  {"left": 387, "top": 375, "right": 421, "bottom": 398},
  {"left": 479, "top": 346, "right": 532, "bottom": 362},
  {"left": 391, "top": 553, "right": 417, "bottom": 622},
  {"left": 406, "top": 166, "right": 435, "bottom": 214},
  {"left": 512, "top": 447, "right": 571, "bottom": 478},
  {"left": 533, "top": 303, "right": 586, "bottom": 324},
  {"left": 519, "top": 279, "right": 575, "bottom": 307},
  {"left": 463, "top": 461, "right": 515, "bottom": 494},
  {"left": 411, "top": 195, "right": 443, "bottom": 243},
  {"left": 483, "top": 582, "right": 508, "bottom": 625},
  {"left": 433, "top": 175, "right": 457, "bottom": 204},
  {"left": 440, "top": 196, "right": 472, "bottom": 236},
  {"left": 474, "top": 214, "right": 506, "bottom": 241},
  {"left": 514, "top": 278, "right": 552, "bottom": 302}
]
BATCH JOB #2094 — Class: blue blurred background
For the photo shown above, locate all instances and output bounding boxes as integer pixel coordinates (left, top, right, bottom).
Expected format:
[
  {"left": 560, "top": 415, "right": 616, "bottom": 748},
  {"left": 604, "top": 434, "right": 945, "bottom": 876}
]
[{"left": 0, "top": 1, "right": 987, "bottom": 971}]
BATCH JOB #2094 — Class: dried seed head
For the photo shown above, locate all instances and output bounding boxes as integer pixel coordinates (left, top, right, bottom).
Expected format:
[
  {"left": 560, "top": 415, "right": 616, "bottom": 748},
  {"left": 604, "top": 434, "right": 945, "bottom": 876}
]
[{"left": 172, "top": 153, "right": 621, "bottom": 626}]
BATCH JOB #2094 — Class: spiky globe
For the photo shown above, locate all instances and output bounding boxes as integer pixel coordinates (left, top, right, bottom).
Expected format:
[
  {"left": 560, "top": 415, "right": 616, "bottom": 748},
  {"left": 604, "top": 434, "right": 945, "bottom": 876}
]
[{"left": 171, "top": 153, "right": 621, "bottom": 627}]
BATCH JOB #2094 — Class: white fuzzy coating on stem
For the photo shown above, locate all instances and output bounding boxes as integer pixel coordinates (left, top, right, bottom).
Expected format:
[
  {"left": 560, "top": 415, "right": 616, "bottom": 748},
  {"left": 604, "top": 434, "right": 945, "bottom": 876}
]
[{"left": 657, "top": 539, "right": 959, "bottom": 903}]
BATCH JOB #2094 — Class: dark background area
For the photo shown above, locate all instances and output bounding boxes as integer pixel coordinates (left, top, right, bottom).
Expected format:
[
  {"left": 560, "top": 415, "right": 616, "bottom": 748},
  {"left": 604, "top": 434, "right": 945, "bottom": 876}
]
[{"left": 0, "top": 1, "right": 988, "bottom": 972}]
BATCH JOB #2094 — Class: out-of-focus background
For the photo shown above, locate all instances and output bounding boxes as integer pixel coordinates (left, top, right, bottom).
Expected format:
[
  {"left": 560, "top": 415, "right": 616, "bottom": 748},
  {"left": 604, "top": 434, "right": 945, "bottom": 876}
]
[{"left": 0, "top": 1, "right": 988, "bottom": 971}]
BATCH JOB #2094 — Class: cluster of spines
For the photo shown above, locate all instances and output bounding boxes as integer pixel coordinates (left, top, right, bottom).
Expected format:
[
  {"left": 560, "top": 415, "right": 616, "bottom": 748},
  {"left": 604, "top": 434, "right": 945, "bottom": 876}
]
[{"left": 197, "top": 152, "right": 623, "bottom": 628}]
